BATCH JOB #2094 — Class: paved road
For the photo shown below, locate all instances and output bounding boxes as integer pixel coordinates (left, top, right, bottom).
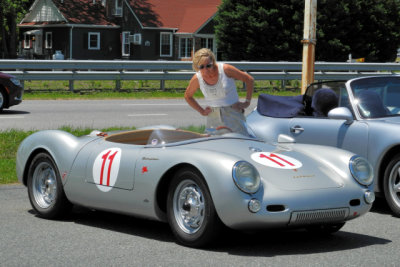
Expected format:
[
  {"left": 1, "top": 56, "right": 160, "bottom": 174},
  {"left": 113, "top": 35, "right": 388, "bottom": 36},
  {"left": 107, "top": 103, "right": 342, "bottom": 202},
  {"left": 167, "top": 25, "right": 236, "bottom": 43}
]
[
  {"left": 1, "top": 184, "right": 399, "bottom": 266},
  {"left": 0, "top": 99, "right": 257, "bottom": 131}
]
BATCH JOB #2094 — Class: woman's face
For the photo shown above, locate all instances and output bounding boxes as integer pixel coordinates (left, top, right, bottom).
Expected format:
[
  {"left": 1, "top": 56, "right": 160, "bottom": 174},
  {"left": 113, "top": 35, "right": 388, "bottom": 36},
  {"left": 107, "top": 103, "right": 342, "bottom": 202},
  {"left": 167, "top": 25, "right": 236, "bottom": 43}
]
[{"left": 198, "top": 57, "right": 214, "bottom": 72}]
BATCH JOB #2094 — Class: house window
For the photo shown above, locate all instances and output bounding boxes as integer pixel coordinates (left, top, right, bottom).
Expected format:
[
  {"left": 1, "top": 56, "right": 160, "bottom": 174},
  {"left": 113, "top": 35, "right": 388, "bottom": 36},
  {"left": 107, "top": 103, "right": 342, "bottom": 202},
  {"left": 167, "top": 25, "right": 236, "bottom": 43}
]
[
  {"left": 122, "top": 31, "right": 130, "bottom": 56},
  {"left": 201, "top": 38, "right": 214, "bottom": 52},
  {"left": 160, "top": 32, "right": 172, "bottom": 57},
  {"left": 179, "top": 37, "right": 193, "bottom": 59},
  {"left": 45, "top": 32, "right": 52, "bottom": 49},
  {"left": 88, "top": 32, "right": 100, "bottom": 50},
  {"left": 114, "top": 0, "right": 122, "bottom": 16},
  {"left": 24, "top": 34, "right": 31, "bottom": 49}
]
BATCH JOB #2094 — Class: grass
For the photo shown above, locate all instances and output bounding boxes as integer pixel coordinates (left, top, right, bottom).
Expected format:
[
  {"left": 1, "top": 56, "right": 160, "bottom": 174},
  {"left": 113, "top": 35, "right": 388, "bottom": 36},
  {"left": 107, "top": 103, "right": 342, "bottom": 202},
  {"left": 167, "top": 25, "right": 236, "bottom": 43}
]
[
  {"left": 22, "top": 79, "right": 301, "bottom": 99},
  {"left": 0, "top": 126, "right": 204, "bottom": 185}
]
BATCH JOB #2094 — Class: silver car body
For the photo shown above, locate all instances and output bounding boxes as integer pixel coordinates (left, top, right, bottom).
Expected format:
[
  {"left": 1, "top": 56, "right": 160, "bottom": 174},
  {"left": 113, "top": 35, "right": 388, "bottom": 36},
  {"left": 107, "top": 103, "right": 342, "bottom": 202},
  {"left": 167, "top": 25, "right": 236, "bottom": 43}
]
[
  {"left": 17, "top": 126, "right": 373, "bottom": 244},
  {"left": 247, "top": 75, "right": 400, "bottom": 215}
]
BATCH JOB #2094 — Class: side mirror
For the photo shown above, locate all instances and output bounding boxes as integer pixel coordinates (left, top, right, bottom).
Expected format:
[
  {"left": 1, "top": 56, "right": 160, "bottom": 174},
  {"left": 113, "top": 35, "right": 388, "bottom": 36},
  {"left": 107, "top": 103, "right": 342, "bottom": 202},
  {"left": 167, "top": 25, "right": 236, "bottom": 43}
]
[{"left": 328, "top": 107, "right": 354, "bottom": 124}]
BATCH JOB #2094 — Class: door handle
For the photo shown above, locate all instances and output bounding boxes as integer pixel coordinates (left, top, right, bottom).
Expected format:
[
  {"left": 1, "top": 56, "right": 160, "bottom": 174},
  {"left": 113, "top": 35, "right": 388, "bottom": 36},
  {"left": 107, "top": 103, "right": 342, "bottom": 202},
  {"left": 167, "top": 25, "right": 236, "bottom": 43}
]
[{"left": 290, "top": 126, "right": 304, "bottom": 134}]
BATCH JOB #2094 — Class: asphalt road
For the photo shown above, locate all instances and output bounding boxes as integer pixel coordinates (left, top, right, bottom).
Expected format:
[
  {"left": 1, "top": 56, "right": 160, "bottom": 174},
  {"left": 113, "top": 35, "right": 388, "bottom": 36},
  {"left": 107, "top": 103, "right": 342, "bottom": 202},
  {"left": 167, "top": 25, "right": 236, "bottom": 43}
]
[
  {"left": 0, "top": 99, "right": 257, "bottom": 131},
  {"left": 0, "top": 184, "right": 399, "bottom": 266}
]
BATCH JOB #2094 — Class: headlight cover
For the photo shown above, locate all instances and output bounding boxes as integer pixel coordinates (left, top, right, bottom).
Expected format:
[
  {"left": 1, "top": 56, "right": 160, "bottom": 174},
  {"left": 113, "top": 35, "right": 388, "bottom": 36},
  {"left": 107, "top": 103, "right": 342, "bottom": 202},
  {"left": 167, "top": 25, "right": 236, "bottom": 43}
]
[
  {"left": 10, "top": 78, "right": 21, "bottom": 87},
  {"left": 232, "top": 161, "right": 261, "bottom": 194},
  {"left": 349, "top": 155, "right": 373, "bottom": 186}
]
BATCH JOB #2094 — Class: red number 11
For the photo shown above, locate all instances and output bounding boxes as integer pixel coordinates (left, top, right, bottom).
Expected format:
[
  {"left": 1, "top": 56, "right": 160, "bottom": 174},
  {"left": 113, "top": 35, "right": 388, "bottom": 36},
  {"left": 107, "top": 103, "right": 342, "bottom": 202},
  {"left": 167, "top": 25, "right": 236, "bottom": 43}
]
[
  {"left": 260, "top": 153, "right": 294, "bottom": 167},
  {"left": 100, "top": 150, "right": 118, "bottom": 186}
]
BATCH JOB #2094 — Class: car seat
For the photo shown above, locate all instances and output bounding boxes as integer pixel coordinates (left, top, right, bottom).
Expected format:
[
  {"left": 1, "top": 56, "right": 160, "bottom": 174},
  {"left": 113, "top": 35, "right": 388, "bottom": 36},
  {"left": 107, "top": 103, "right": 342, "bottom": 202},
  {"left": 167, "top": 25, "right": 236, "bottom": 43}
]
[{"left": 311, "top": 88, "right": 339, "bottom": 117}]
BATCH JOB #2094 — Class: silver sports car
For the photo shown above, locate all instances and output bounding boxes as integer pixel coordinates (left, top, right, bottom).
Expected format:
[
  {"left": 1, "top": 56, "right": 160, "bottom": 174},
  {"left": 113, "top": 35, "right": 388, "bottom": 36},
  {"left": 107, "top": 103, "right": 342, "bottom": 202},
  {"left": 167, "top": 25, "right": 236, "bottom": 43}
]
[
  {"left": 247, "top": 75, "right": 400, "bottom": 217},
  {"left": 17, "top": 126, "right": 374, "bottom": 247}
]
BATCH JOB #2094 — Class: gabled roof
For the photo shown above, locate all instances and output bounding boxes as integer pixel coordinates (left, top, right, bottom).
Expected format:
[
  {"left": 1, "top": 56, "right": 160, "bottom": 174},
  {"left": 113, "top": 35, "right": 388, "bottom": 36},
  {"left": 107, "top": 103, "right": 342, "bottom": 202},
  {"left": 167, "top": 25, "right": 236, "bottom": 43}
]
[
  {"left": 128, "top": 0, "right": 221, "bottom": 33},
  {"left": 19, "top": 0, "right": 117, "bottom": 27}
]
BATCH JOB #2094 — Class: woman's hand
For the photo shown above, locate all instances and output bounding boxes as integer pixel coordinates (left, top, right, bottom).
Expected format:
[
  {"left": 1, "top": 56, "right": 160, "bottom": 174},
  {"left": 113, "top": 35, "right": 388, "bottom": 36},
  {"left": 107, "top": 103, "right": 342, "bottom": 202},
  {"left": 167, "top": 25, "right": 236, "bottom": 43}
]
[
  {"left": 202, "top": 106, "right": 212, "bottom": 116},
  {"left": 232, "top": 101, "right": 250, "bottom": 112}
]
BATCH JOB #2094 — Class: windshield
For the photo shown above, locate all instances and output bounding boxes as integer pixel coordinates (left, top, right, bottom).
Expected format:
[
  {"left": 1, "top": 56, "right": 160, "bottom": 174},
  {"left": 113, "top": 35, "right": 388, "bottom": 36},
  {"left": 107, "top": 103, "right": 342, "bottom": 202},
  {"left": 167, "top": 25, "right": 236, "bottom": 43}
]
[{"left": 350, "top": 76, "right": 400, "bottom": 118}]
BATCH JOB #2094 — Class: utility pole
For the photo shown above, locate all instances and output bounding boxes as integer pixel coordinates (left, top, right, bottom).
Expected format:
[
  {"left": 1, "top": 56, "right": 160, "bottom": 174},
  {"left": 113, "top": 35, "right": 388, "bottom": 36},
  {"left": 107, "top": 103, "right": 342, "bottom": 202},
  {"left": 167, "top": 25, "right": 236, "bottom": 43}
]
[{"left": 301, "top": 0, "right": 317, "bottom": 94}]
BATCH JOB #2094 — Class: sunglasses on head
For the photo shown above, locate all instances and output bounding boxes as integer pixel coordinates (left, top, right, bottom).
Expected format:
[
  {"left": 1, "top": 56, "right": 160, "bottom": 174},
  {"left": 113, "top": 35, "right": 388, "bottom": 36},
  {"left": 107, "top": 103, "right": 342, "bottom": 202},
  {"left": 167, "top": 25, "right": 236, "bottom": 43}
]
[{"left": 198, "top": 63, "right": 213, "bottom": 70}]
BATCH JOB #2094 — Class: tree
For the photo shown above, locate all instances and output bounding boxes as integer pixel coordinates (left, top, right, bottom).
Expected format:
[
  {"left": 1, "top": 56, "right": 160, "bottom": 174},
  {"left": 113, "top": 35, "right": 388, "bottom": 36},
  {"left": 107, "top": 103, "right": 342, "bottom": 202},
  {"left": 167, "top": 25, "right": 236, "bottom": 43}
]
[
  {"left": 214, "top": 0, "right": 400, "bottom": 62},
  {"left": 0, "top": 0, "right": 32, "bottom": 58}
]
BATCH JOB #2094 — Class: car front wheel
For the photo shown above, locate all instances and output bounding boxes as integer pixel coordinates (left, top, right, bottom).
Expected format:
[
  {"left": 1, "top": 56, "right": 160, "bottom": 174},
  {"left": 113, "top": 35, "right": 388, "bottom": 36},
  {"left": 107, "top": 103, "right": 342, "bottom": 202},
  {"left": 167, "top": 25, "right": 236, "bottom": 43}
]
[
  {"left": 0, "top": 89, "right": 5, "bottom": 111},
  {"left": 383, "top": 155, "right": 400, "bottom": 217},
  {"left": 167, "top": 168, "right": 222, "bottom": 247},
  {"left": 27, "top": 152, "right": 72, "bottom": 219}
]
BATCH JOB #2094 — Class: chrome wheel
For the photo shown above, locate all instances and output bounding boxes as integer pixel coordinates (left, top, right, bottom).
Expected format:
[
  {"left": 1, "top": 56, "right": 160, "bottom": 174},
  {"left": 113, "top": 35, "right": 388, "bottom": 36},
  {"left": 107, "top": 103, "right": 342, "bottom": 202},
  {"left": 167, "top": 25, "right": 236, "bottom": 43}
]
[
  {"left": 32, "top": 161, "right": 58, "bottom": 209},
  {"left": 27, "top": 153, "right": 72, "bottom": 219},
  {"left": 387, "top": 162, "right": 400, "bottom": 208},
  {"left": 173, "top": 179, "right": 205, "bottom": 234}
]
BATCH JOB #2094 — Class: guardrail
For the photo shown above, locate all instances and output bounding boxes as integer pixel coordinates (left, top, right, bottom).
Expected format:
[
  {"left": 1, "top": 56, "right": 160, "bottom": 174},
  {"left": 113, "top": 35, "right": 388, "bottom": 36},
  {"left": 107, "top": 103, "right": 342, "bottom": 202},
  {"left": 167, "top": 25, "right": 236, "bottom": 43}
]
[{"left": 1, "top": 59, "right": 399, "bottom": 91}]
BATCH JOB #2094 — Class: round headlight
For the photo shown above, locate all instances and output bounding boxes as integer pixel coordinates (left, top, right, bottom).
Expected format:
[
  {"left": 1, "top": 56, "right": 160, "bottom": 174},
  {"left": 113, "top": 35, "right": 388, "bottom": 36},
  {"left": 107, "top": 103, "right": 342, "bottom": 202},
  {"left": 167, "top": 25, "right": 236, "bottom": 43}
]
[
  {"left": 349, "top": 155, "right": 373, "bottom": 186},
  {"left": 232, "top": 161, "right": 261, "bottom": 194}
]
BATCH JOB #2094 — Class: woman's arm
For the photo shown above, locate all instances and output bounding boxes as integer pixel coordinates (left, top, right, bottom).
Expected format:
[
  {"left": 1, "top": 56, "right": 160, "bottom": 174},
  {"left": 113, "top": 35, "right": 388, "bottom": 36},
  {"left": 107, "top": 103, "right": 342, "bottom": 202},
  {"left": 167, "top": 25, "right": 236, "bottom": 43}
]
[
  {"left": 224, "top": 64, "right": 254, "bottom": 109},
  {"left": 184, "top": 75, "right": 212, "bottom": 116}
]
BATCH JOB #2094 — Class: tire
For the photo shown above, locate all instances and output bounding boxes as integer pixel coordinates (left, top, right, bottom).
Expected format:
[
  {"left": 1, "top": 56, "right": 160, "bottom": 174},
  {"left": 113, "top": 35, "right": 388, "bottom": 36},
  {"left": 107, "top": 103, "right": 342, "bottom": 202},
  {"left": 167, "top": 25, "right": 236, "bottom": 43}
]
[
  {"left": 306, "top": 222, "right": 345, "bottom": 234},
  {"left": 383, "top": 154, "right": 400, "bottom": 217},
  {"left": 167, "top": 167, "right": 223, "bottom": 247},
  {"left": 0, "top": 89, "right": 5, "bottom": 111},
  {"left": 27, "top": 152, "right": 72, "bottom": 219}
]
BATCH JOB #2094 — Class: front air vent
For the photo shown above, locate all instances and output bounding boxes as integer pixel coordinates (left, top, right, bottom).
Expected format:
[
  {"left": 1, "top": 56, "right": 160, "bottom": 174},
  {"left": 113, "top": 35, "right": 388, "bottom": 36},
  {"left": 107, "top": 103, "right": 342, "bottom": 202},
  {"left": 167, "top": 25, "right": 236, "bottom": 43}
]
[
  {"left": 349, "top": 199, "right": 361, "bottom": 206},
  {"left": 266, "top": 205, "right": 286, "bottom": 212},
  {"left": 289, "top": 208, "right": 349, "bottom": 225}
]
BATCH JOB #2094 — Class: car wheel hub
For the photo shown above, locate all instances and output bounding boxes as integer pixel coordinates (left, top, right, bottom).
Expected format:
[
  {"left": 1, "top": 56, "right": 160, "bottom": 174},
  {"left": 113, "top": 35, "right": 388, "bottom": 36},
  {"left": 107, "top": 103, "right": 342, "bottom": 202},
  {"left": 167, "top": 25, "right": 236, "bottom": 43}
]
[
  {"left": 173, "top": 180, "right": 205, "bottom": 234},
  {"left": 389, "top": 162, "right": 400, "bottom": 207},
  {"left": 32, "top": 162, "right": 57, "bottom": 209}
]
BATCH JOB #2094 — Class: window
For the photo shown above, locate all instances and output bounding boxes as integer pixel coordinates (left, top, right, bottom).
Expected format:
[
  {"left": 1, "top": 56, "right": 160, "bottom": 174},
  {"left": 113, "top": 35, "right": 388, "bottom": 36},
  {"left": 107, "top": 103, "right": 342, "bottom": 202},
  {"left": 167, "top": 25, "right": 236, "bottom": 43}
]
[
  {"left": 122, "top": 31, "right": 130, "bottom": 56},
  {"left": 45, "top": 32, "right": 52, "bottom": 49},
  {"left": 88, "top": 32, "right": 100, "bottom": 50},
  {"left": 24, "top": 34, "right": 31, "bottom": 49},
  {"left": 160, "top": 32, "right": 172, "bottom": 57},
  {"left": 200, "top": 38, "right": 214, "bottom": 51},
  {"left": 179, "top": 37, "right": 193, "bottom": 58},
  {"left": 114, "top": 0, "right": 122, "bottom": 16}
]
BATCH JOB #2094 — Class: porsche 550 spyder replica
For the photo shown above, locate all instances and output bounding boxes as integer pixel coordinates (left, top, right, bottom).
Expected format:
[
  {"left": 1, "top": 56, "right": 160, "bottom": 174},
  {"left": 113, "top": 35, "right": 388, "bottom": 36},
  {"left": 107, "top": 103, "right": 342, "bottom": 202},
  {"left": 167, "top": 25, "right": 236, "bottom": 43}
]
[{"left": 17, "top": 126, "right": 375, "bottom": 247}]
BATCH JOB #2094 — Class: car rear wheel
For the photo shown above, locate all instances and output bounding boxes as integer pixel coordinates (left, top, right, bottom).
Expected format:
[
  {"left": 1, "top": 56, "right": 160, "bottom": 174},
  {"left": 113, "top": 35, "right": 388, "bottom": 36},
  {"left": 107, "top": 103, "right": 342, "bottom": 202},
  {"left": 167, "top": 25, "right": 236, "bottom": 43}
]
[
  {"left": 27, "top": 152, "right": 72, "bottom": 219},
  {"left": 383, "top": 155, "right": 400, "bottom": 217},
  {"left": 167, "top": 167, "right": 222, "bottom": 247},
  {"left": 306, "top": 222, "right": 345, "bottom": 234}
]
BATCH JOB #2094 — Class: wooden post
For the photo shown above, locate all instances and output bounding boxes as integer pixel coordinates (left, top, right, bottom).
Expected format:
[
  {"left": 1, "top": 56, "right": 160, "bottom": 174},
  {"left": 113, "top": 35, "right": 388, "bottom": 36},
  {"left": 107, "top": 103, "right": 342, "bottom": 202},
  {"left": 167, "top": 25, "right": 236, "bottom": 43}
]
[{"left": 301, "top": 0, "right": 317, "bottom": 94}]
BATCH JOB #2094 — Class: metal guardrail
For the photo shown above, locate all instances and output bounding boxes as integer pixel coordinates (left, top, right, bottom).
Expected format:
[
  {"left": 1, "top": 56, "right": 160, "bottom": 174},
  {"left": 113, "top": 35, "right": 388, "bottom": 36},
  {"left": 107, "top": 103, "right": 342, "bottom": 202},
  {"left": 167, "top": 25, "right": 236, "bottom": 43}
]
[{"left": 1, "top": 59, "right": 399, "bottom": 91}]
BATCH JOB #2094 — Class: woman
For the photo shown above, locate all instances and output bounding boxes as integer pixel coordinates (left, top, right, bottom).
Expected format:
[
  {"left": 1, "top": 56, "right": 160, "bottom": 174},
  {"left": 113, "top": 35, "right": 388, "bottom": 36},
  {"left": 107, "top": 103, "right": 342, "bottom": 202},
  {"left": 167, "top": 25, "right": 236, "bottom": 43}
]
[{"left": 184, "top": 48, "right": 254, "bottom": 135}]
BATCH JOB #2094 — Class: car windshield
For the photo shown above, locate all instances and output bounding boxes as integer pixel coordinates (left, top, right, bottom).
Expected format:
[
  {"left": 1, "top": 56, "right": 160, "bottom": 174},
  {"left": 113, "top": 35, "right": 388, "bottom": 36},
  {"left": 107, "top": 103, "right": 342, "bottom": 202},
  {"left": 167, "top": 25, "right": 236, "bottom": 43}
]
[{"left": 349, "top": 76, "right": 400, "bottom": 118}]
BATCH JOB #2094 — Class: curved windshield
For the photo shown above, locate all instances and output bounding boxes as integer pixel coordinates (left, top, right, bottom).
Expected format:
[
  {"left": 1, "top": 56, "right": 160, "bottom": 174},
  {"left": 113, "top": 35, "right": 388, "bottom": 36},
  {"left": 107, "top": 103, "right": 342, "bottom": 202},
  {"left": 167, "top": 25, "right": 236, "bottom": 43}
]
[{"left": 350, "top": 76, "right": 400, "bottom": 118}]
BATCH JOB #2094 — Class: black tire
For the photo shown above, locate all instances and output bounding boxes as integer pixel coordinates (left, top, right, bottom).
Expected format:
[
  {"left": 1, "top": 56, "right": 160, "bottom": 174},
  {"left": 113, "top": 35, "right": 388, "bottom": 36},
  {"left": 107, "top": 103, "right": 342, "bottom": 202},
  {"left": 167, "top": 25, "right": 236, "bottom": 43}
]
[
  {"left": 167, "top": 167, "right": 223, "bottom": 247},
  {"left": 306, "top": 222, "right": 345, "bottom": 234},
  {"left": 0, "top": 89, "right": 5, "bottom": 111},
  {"left": 27, "top": 152, "right": 72, "bottom": 219},
  {"left": 383, "top": 154, "right": 400, "bottom": 217}
]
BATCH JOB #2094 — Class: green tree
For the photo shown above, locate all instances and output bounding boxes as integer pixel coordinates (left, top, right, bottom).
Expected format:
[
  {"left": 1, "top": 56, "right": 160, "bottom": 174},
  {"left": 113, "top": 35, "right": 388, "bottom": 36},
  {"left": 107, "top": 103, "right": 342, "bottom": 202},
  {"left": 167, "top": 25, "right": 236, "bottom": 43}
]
[
  {"left": 215, "top": 0, "right": 400, "bottom": 62},
  {"left": 0, "top": 0, "right": 32, "bottom": 58}
]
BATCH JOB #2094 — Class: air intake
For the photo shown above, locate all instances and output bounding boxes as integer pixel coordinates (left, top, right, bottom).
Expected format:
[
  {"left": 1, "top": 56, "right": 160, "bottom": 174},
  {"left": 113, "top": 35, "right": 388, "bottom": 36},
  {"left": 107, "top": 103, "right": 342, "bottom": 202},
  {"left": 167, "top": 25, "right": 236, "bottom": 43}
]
[{"left": 289, "top": 208, "right": 349, "bottom": 225}]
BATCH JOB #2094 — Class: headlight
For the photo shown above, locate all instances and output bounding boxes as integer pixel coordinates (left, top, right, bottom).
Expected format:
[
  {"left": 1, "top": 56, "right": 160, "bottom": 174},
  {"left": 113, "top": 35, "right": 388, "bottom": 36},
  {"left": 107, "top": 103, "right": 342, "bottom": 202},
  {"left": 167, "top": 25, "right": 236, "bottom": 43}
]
[
  {"left": 349, "top": 155, "right": 373, "bottom": 186},
  {"left": 232, "top": 161, "right": 261, "bottom": 194},
  {"left": 10, "top": 78, "right": 21, "bottom": 87}
]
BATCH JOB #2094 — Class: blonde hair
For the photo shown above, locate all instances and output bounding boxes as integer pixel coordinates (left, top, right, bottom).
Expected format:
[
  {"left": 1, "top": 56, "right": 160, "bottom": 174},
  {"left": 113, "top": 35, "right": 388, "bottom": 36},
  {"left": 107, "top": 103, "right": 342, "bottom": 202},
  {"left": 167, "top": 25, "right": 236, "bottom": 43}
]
[{"left": 192, "top": 48, "right": 216, "bottom": 71}]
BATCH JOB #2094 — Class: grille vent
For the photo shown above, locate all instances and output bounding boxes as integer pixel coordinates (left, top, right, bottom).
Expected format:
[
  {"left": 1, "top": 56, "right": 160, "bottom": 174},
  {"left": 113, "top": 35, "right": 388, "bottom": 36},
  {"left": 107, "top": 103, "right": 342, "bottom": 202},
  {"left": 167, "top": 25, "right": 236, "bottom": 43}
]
[{"left": 289, "top": 208, "right": 349, "bottom": 225}]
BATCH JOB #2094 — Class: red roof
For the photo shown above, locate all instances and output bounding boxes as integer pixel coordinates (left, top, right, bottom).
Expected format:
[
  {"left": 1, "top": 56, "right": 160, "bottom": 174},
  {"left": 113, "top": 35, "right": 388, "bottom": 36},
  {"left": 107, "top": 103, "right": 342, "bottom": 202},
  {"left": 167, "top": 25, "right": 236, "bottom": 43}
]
[
  {"left": 128, "top": 0, "right": 221, "bottom": 33},
  {"left": 20, "top": 0, "right": 117, "bottom": 27}
]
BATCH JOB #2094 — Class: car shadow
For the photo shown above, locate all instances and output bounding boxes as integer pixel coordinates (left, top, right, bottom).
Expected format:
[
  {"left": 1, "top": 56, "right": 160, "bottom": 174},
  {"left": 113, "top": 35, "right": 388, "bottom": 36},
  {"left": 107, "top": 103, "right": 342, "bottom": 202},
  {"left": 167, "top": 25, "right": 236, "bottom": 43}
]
[
  {"left": 29, "top": 204, "right": 391, "bottom": 254},
  {"left": 0, "top": 110, "right": 30, "bottom": 115},
  {"left": 370, "top": 197, "right": 393, "bottom": 215}
]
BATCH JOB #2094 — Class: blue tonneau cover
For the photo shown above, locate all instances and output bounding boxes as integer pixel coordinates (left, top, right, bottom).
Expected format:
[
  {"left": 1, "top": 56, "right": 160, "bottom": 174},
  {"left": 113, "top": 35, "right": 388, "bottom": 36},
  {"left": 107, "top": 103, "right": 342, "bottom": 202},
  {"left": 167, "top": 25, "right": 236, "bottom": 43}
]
[{"left": 257, "top": 94, "right": 305, "bottom": 118}]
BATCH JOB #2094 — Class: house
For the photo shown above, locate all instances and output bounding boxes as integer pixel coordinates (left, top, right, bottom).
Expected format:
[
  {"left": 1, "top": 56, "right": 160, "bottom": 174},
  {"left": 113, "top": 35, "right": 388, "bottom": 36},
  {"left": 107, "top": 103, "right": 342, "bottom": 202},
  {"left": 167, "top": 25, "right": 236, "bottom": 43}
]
[{"left": 18, "top": 0, "right": 221, "bottom": 60}]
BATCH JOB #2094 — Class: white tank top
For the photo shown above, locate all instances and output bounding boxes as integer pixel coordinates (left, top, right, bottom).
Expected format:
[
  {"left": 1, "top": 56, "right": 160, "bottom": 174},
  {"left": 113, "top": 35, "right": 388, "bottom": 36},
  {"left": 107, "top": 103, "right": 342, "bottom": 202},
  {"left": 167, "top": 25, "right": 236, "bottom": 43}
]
[{"left": 196, "top": 63, "right": 239, "bottom": 107}]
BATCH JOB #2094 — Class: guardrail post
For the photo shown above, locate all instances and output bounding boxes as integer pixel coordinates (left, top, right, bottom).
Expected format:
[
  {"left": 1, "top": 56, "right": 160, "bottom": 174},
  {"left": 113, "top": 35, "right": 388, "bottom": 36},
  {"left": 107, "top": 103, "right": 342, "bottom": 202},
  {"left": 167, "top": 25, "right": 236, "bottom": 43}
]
[{"left": 69, "top": 80, "right": 74, "bottom": 92}]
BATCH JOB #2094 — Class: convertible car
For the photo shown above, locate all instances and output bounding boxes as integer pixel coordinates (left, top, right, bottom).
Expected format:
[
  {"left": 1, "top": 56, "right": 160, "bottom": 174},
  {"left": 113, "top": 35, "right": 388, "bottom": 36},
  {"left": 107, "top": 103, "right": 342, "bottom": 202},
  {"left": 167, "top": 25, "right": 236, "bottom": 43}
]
[
  {"left": 17, "top": 126, "right": 374, "bottom": 247},
  {"left": 247, "top": 75, "right": 400, "bottom": 217}
]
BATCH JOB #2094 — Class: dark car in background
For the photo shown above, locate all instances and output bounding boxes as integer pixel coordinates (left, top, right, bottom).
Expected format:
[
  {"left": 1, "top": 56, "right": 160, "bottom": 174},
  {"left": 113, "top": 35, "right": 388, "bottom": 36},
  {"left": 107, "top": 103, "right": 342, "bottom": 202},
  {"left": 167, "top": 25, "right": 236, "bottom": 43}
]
[{"left": 0, "top": 72, "right": 23, "bottom": 111}]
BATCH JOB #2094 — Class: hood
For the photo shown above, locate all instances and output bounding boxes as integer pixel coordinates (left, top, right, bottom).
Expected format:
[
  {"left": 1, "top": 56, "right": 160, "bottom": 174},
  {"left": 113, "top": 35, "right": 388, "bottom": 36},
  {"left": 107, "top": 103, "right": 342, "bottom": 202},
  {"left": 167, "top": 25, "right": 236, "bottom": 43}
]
[{"left": 188, "top": 138, "right": 351, "bottom": 191}]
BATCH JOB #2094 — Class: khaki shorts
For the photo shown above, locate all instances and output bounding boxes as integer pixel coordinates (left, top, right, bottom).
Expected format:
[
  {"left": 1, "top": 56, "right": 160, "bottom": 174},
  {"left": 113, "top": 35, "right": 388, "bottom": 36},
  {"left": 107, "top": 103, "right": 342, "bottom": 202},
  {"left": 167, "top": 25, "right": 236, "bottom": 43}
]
[{"left": 206, "top": 106, "right": 249, "bottom": 136}]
